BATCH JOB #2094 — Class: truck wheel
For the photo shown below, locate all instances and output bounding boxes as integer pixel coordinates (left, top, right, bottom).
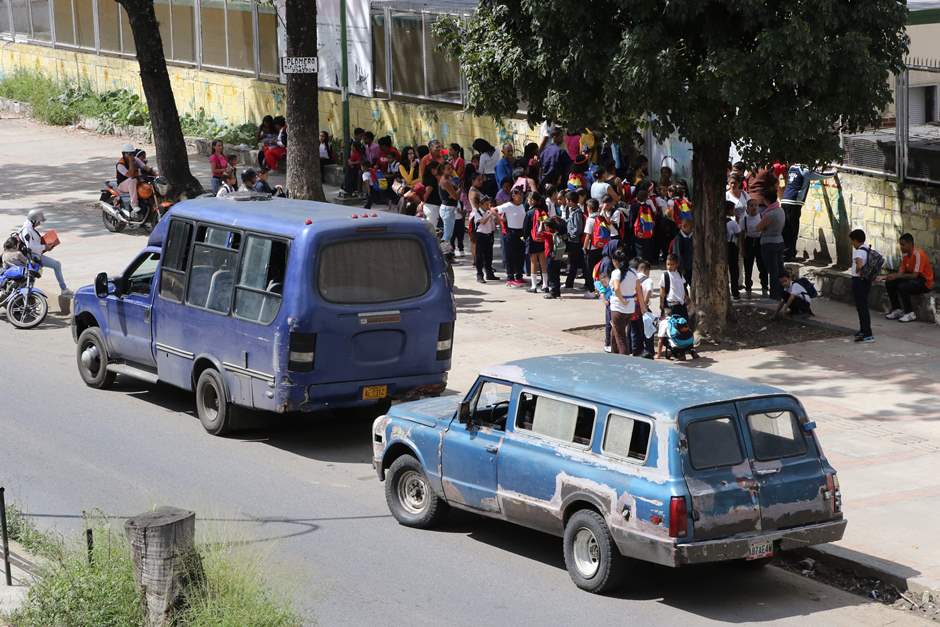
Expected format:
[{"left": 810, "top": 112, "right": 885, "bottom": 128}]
[
  {"left": 76, "top": 327, "right": 116, "bottom": 389},
  {"left": 563, "top": 510, "right": 626, "bottom": 593},
  {"left": 385, "top": 455, "right": 448, "bottom": 528},
  {"left": 195, "top": 368, "right": 233, "bottom": 436}
]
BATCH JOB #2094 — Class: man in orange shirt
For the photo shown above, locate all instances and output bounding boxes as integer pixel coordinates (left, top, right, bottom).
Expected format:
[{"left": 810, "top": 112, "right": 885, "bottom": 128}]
[
  {"left": 884, "top": 233, "right": 935, "bottom": 323},
  {"left": 419, "top": 140, "right": 444, "bottom": 180}
]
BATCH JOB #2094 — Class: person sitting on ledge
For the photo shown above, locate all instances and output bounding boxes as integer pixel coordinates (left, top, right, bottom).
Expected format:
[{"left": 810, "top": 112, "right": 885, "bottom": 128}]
[{"left": 882, "top": 232, "right": 935, "bottom": 323}]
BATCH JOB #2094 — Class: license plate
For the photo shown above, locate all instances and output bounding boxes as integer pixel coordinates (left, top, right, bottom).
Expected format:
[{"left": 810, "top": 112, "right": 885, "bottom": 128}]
[
  {"left": 747, "top": 539, "right": 774, "bottom": 560},
  {"left": 362, "top": 385, "right": 388, "bottom": 400}
]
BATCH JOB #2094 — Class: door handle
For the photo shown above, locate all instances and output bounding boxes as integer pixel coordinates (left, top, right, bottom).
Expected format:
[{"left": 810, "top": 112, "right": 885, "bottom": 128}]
[
  {"left": 144, "top": 308, "right": 151, "bottom": 323},
  {"left": 755, "top": 468, "right": 779, "bottom": 476},
  {"left": 485, "top": 445, "right": 499, "bottom": 454}
]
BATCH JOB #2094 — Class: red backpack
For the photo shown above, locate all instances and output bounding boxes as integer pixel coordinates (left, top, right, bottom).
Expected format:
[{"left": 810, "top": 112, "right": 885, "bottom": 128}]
[
  {"left": 591, "top": 215, "right": 611, "bottom": 249},
  {"left": 634, "top": 201, "right": 655, "bottom": 240}
]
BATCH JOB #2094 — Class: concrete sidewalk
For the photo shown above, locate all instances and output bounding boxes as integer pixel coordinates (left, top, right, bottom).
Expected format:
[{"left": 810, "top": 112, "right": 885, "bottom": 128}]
[{"left": 0, "top": 540, "right": 36, "bottom": 618}]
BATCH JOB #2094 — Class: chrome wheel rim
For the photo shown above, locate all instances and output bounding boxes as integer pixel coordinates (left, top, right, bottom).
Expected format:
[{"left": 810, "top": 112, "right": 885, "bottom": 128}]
[
  {"left": 8, "top": 293, "right": 44, "bottom": 325},
  {"left": 81, "top": 341, "right": 101, "bottom": 376},
  {"left": 572, "top": 528, "right": 600, "bottom": 578},
  {"left": 397, "top": 470, "right": 428, "bottom": 515}
]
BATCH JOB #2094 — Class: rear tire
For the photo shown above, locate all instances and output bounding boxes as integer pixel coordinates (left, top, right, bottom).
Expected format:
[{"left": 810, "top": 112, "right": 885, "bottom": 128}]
[
  {"left": 7, "top": 291, "right": 48, "bottom": 329},
  {"left": 76, "top": 327, "right": 116, "bottom": 389},
  {"left": 385, "top": 455, "right": 448, "bottom": 528},
  {"left": 195, "top": 368, "right": 233, "bottom": 436},
  {"left": 563, "top": 510, "right": 626, "bottom": 594},
  {"left": 102, "top": 210, "right": 126, "bottom": 233}
]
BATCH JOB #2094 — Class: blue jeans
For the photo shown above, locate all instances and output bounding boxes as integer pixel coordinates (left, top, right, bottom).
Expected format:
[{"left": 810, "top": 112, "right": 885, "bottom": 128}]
[
  {"left": 440, "top": 204, "right": 457, "bottom": 243},
  {"left": 41, "top": 255, "right": 67, "bottom": 290}
]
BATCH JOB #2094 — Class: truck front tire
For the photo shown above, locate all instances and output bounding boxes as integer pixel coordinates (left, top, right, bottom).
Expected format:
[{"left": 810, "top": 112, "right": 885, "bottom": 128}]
[{"left": 385, "top": 455, "right": 448, "bottom": 528}]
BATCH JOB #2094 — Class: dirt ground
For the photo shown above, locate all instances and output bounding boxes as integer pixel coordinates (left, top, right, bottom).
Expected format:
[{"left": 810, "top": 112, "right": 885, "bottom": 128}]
[{"left": 566, "top": 304, "right": 849, "bottom": 353}]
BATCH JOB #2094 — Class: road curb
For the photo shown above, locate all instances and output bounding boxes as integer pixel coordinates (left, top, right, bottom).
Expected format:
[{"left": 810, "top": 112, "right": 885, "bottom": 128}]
[{"left": 794, "top": 544, "right": 940, "bottom": 602}]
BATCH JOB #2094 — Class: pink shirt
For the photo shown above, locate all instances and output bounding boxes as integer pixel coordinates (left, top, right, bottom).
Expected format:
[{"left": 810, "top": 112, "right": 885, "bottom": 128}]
[
  {"left": 564, "top": 134, "right": 581, "bottom": 161},
  {"left": 209, "top": 153, "right": 229, "bottom": 176}
]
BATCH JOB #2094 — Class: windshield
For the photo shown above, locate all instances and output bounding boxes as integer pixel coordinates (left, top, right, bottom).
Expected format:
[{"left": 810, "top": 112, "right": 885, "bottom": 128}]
[{"left": 317, "top": 237, "right": 430, "bottom": 304}]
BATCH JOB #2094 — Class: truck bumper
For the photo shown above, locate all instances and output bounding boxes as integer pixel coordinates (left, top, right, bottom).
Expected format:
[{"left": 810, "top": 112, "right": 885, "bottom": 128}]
[
  {"left": 674, "top": 518, "right": 847, "bottom": 566},
  {"left": 278, "top": 372, "right": 447, "bottom": 413}
]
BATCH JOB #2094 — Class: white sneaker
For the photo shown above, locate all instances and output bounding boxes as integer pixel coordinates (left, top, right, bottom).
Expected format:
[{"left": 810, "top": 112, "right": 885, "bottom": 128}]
[
  {"left": 885, "top": 309, "right": 904, "bottom": 320},
  {"left": 604, "top": 346, "right": 612, "bottom": 353},
  {"left": 899, "top": 312, "right": 917, "bottom": 323}
]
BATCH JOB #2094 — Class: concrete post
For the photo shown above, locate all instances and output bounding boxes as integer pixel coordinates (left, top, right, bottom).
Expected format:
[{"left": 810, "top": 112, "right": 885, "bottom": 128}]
[{"left": 124, "top": 507, "right": 198, "bottom": 627}]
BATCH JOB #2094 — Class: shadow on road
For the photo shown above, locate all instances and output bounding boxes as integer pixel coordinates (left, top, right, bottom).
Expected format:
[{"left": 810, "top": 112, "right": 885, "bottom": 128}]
[{"left": 434, "top": 511, "right": 876, "bottom": 623}]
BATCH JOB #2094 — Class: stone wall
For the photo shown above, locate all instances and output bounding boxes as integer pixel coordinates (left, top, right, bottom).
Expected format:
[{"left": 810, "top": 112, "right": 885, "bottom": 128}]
[
  {"left": 798, "top": 171, "right": 940, "bottom": 276},
  {"left": 0, "top": 41, "right": 541, "bottom": 153}
]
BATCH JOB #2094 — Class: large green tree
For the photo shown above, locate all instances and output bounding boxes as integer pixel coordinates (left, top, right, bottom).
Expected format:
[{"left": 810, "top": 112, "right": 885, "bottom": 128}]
[{"left": 436, "top": 0, "right": 907, "bottom": 337}]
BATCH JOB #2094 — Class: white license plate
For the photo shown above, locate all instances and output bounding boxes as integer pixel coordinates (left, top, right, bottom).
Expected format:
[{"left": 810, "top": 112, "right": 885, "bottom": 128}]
[{"left": 747, "top": 539, "right": 774, "bottom": 560}]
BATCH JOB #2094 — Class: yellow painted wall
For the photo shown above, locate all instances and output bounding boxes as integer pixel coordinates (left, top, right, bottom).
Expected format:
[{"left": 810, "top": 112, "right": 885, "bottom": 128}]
[{"left": 0, "top": 41, "right": 541, "bottom": 151}]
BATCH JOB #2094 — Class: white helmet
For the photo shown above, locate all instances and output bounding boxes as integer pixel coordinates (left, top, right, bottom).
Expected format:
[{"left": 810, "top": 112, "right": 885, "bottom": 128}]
[
  {"left": 27, "top": 209, "right": 45, "bottom": 226},
  {"left": 121, "top": 142, "right": 136, "bottom": 154}
]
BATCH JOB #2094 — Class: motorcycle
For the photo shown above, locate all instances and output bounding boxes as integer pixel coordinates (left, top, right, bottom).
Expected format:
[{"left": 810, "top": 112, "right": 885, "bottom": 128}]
[
  {"left": 98, "top": 174, "right": 172, "bottom": 234},
  {"left": 0, "top": 254, "right": 48, "bottom": 329}
]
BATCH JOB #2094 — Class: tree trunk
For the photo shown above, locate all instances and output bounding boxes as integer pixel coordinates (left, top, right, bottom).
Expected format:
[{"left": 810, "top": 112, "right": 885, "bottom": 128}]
[
  {"left": 690, "top": 138, "right": 732, "bottom": 340},
  {"left": 118, "top": 0, "right": 203, "bottom": 200},
  {"left": 285, "top": 0, "right": 325, "bottom": 201},
  {"left": 125, "top": 507, "right": 200, "bottom": 627}
]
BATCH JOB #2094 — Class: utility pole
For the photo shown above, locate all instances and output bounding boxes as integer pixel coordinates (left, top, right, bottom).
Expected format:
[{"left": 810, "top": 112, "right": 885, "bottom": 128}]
[{"left": 340, "top": 0, "right": 350, "bottom": 164}]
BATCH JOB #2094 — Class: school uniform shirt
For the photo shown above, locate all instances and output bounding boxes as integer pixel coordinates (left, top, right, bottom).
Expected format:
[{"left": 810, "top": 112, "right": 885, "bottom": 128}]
[
  {"left": 590, "top": 180, "right": 611, "bottom": 201},
  {"left": 659, "top": 270, "right": 686, "bottom": 305},
  {"left": 610, "top": 268, "right": 639, "bottom": 315},
  {"left": 726, "top": 217, "right": 742, "bottom": 242},
  {"left": 788, "top": 281, "right": 812, "bottom": 304},
  {"left": 497, "top": 202, "right": 526, "bottom": 230},
  {"left": 739, "top": 212, "right": 762, "bottom": 239},
  {"left": 216, "top": 183, "right": 235, "bottom": 198},
  {"left": 472, "top": 207, "right": 496, "bottom": 235},
  {"left": 583, "top": 213, "right": 599, "bottom": 249},
  {"left": 637, "top": 272, "right": 654, "bottom": 304},
  {"left": 726, "top": 189, "right": 749, "bottom": 220},
  {"left": 851, "top": 246, "right": 869, "bottom": 277}
]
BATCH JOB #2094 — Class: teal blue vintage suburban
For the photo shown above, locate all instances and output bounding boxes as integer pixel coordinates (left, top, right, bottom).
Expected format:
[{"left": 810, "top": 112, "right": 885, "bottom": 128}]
[{"left": 372, "top": 353, "right": 846, "bottom": 593}]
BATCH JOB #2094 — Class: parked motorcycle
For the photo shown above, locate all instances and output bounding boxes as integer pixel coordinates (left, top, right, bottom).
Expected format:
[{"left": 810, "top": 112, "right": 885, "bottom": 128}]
[
  {"left": 0, "top": 255, "right": 48, "bottom": 329},
  {"left": 98, "top": 174, "right": 172, "bottom": 234}
]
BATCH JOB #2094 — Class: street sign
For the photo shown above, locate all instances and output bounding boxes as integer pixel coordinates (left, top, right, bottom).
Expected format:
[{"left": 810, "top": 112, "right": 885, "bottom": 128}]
[{"left": 281, "top": 57, "right": 318, "bottom": 74}]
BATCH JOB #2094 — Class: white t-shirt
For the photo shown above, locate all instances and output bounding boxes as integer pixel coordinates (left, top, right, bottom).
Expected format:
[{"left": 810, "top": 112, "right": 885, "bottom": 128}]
[
  {"left": 590, "top": 181, "right": 611, "bottom": 201},
  {"left": 610, "top": 268, "right": 638, "bottom": 314},
  {"left": 497, "top": 202, "right": 526, "bottom": 229},
  {"left": 851, "top": 246, "right": 869, "bottom": 277},
  {"left": 19, "top": 220, "right": 44, "bottom": 256},
  {"left": 477, "top": 150, "right": 499, "bottom": 175},
  {"left": 637, "top": 272, "right": 654, "bottom": 301},
  {"left": 726, "top": 189, "right": 749, "bottom": 220},
  {"left": 788, "top": 281, "right": 812, "bottom": 303},
  {"left": 659, "top": 270, "right": 686, "bottom": 305}
]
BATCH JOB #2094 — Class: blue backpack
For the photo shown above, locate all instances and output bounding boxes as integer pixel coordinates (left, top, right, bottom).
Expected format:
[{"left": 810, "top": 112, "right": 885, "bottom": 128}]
[{"left": 666, "top": 315, "right": 694, "bottom": 349}]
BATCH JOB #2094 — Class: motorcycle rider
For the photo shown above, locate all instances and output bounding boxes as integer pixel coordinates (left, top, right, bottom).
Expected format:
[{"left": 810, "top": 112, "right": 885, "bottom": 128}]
[
  {"left": 19, "top": 209, "right": 69, "bottom": 295},
  {"left": 116, "top": 143, "right": 154, "bottom": 214}
]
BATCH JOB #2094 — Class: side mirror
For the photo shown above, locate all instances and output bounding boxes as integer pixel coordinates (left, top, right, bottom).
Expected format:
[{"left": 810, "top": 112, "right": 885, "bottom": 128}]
[
  {"left": 458, "top": 400, "right": 472, "bottom": 425},
  {"left": 94, "top": 272, "right": 109, "bottom": 298}
]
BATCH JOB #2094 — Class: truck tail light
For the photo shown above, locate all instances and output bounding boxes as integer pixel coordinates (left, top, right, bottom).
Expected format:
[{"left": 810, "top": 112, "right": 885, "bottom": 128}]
[
  {"left": 825, "top": 473, "right": 842, "bottom": 514},
  {"left": 669, "top": 496, "right": 688, "bottom": 538},
  {"left": 288, "top": 332, "right": 316, "bottom": 372},
  {"left": 436, "top": 322, "right": 453, "bottom": 360}
]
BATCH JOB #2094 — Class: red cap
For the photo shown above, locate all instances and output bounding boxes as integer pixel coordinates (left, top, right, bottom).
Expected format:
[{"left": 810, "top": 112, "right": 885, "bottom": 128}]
[
  {"left": 304, "top": 218, "right": 312, "bottom": 225},
  {"left": 773, "top": 162, "right": 786, "bottom": 176}
]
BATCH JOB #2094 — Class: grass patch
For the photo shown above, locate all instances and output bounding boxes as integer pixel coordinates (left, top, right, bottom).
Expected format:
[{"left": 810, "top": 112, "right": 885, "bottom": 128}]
[{"left": 3, "top": 509, "right": 302, "bottom": 627}]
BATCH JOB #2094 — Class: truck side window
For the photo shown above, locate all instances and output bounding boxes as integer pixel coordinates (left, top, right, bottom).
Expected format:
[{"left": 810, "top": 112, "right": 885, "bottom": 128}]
[
  {"left": 186, "top": 226, "right": 241, "bottom": 314},
  {"left": 516, "top": 392, "right": 595, "bottom": 446},
  {"left": 125, "top": 253, "right": 160, "bottom": 296},
  {"left": 686, "top": 417, "right": 744, "bottom": 470},
  {"left": 471, "top": 381, "right": 512, "bottom": 430},
  {"left": 746, "top": 411, "right": 807, "bottom": 461},
  {"left": 602, "top": 413, "right": 651, "bottom": 462},
  {"left": 234, "top": 236, "right": 288, "bottom": 325},
  {"left": 160, "top": 220, "right": 193, "bottom": 302}
]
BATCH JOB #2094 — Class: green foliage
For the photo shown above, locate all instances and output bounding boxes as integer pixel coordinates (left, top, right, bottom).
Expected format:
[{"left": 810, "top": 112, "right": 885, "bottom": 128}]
[
  {"left": 0, "top": 70, "right": 149, "bottom": 129},
  {"left": 3, "top": 509, "right": 301, "bottom": 627},
  {"left": 435, "top": 1, "right": 909, "bottom": 165},
  {"left": 180, "top": 109, "right": 260, "bottom": 146}
]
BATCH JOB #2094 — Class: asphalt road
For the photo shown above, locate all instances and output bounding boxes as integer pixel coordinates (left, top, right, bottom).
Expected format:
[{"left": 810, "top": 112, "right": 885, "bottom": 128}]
[{"left": 0, "top": 117, "right": 922, "bottom": 626}]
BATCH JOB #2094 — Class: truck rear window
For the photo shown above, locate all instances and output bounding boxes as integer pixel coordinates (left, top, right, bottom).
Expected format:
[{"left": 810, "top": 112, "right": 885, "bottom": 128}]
[
  {"left": 746, "top": 411, "right": 807, "bottom": 460},
  {"left": 686, "top": 417, "right": 744, "bottom": 470},
  {"left": 317, "top": 238, "right": 430, "bottom": 304}
]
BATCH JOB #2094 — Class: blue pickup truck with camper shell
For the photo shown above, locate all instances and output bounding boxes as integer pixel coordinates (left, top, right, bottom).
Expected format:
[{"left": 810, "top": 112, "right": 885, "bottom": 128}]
[
  {"left": 372, "top": 353, "right": 846, "bottom": 593},
  {"left": 71, "top": 196, "right": 455, "bottom": 435}
]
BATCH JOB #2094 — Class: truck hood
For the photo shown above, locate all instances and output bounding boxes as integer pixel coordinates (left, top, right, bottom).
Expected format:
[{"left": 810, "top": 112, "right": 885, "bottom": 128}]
[{"left": 387, "top": 395, "right": 460, "bottom": 428}]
